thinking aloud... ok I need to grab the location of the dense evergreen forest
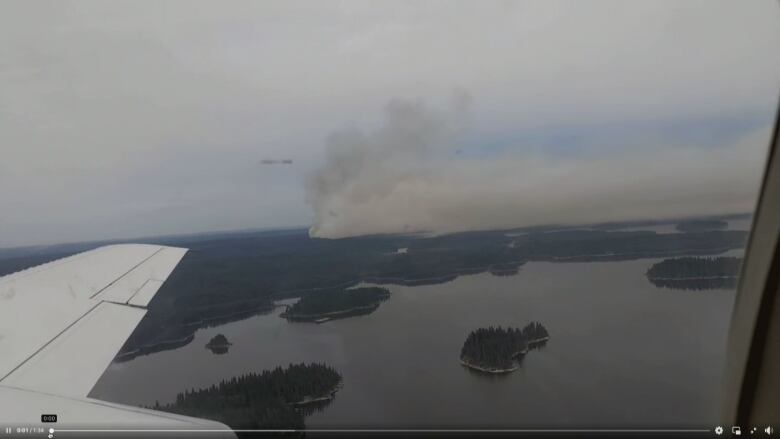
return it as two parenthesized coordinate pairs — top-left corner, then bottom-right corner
(205, 334), (232, 354)
(206, 334), (231, 347)
(675, 219), (728, 232)
(460, 322), (549, 372)
(154, 363), (341, 429)
(647, 256), (742, 278)
(0, 216), (749, 361)
(281, 287), (390, 322)
(522, 321), (551, 345)
(646, 256), (742, 290)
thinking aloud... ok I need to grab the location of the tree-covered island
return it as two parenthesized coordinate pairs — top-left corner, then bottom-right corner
(154, 362), (342, 429)
(281, 287), (391, 323)
(646, 256), (742, 290)
(460, 322), (549, 373)
(204, 334), (232, 355)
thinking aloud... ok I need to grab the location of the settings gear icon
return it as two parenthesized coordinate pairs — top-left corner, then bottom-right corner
(715, 426), (724, 435)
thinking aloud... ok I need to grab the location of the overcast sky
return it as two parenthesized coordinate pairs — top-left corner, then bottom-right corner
(1, 0), (779, 247)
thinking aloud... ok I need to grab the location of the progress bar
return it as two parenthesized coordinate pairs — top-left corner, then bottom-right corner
(50, 428), (715, 433)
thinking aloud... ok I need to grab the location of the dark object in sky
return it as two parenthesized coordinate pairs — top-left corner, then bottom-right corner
(260, 159), (293, 165)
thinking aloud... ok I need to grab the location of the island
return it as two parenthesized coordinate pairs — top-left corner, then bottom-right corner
(281, 287), (391, 323)
(91, 222), (747, 361)
(646, 256), (742, 290)
(460, 322), (549, 373)
(675, 219), (728, 232)
(204, 334), (232, 355)
(153, 362), (342, 429)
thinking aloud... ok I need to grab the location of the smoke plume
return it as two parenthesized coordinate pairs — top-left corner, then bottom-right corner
(306, 97), (769, 238)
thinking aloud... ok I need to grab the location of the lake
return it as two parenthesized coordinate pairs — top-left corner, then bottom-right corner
(91, 250), (740, 428)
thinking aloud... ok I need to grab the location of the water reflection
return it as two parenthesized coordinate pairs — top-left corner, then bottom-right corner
(294, 394), (337, 417)
(648, 277), (739, 291)
(207, 346), (230, 355)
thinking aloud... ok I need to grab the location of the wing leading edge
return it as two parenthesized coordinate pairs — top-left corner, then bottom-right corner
(0, 244), (233, 434)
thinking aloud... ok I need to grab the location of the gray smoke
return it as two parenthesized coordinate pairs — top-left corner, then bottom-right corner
(306, 97), (769, 239)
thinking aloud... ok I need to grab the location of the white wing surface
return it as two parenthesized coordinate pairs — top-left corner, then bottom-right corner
(0, 244), (233, 434)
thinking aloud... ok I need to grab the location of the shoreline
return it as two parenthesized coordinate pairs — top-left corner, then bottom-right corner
(646, 275), (739, 281)
(281, 301), (385, 322)
(289, 382), (343, 406)
(528, 336), (550, 344)
(119, 245), (741, 360)
(181, 302), (276, 328)
(461, 336), (550, 374)
(270, 260), (528, 297)
(115, 303), (274, 362)
(459, 359), (518, 374)
(545, 246), (740, 262)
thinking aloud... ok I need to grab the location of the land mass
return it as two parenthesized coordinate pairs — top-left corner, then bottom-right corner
(153, 362), (342, 429)
(675, 219), (728, 232)
(460, 322), (549, 373)
(116, 228), (748, 359)
(205, 334), (232, 354)
(646, 256), (742, 290)
(0, 216), (749, 361)
(116, 227), (747, 359)
(281, 287), (390, 322)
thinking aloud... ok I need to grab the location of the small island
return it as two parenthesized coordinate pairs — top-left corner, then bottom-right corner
(675, 219), (728, 232)
(204, 334), (232, 355)
(460, 322), (549, 374)
(281, 287), (391, 323)
(646, 256), (742, 290)
(154, 362), (342, 429)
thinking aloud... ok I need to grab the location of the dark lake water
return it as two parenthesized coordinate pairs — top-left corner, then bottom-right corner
(91, 248), (742, 428)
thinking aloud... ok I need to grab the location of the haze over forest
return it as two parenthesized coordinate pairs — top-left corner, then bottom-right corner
(2, 0), (779, 247)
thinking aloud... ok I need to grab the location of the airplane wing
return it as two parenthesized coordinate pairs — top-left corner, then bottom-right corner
(0, 244), (233, 435)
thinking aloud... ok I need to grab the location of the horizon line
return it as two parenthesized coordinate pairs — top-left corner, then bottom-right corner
(0, 211), (752, 253)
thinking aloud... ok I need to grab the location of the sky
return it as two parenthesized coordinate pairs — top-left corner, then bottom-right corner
(1, 0), (779, 247)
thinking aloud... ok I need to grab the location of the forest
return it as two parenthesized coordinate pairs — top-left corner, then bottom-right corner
(0, 216), (750, 360)
(205, 334), (232, 355)
(460, 322), (549, 372)
(154, 362), (342, 429)
(675, 219), (728, 232)
(281, 287), (391, 322)
(646, 256), (742, 290)
(206, 334), (231, 347)
(646, 256), (742, 279)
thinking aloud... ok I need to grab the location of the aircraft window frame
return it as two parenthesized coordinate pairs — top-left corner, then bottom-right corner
(723, 99), (780, 423)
